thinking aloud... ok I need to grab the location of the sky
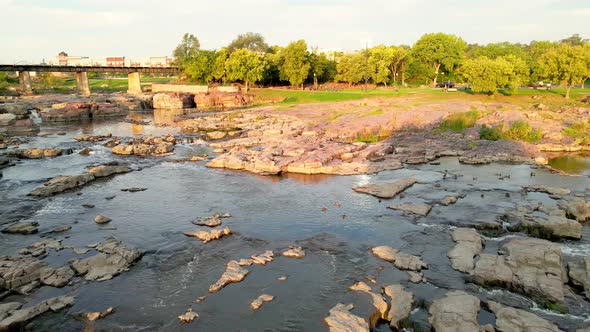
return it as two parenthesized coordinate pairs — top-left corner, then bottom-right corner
(0, 0), (589, 63)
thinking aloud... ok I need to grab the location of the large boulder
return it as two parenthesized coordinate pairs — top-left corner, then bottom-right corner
(472, 238), (567, 304)
(153, 93), (195, 109)
(429, 290), (480, 332)
(506, 206), (582, 240)
(1, 222), (38, 235)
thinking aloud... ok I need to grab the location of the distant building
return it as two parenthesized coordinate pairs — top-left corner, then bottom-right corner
(48, 52), (174, 67)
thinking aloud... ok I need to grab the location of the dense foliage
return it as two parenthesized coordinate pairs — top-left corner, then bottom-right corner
(171, 32), (590, 98)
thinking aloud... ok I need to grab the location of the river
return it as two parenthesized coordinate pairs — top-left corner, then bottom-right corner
(1, 112), (589, 331)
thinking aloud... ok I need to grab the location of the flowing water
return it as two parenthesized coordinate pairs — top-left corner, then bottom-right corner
(1, 113), (589, 331)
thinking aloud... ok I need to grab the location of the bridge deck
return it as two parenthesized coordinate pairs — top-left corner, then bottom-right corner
(0, 65), (180, 73)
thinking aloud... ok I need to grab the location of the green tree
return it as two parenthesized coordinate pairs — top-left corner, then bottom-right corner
(389, 46), (409, 86)
(226, 49), (267, 91)
(184, 50), (217, 83)
(227, 32), (269, 53)
(526, 41), (557, 82)
(336, 53), (366, 87)
(280, 40), (311, 89)
(467, 42), (527, 60)
(368, 45), (392, 86)
(211, 48), (229, 83)
(539, 43), (589, 99)
(560, 34), (588, 46)
(309, 52), (336, 86)
(412, 33), (467, 86)
(458, 56), (529, 95)
(261, 46), (284, 86)
(173, 33), (200, 68)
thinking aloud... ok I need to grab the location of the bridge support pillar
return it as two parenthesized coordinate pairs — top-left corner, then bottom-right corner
(75, 71), (91, 96)
(127, 72), (142, 94)
(18, 71), (33, 95)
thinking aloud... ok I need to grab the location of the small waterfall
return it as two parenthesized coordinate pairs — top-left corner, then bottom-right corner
(29, 109), (42, 124)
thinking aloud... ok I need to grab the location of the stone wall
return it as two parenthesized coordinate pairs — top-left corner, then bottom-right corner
(152, 84), (209, 94)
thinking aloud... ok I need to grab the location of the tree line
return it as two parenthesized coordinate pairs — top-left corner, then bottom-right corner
(172, 32), (590, 98)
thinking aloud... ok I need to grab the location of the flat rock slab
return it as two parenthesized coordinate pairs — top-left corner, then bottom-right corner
(209, 260), (249, 293)
(388, 203), (432, 217)
(324, 303), (369, 332)
(428, 290), (480, 332)
(352, 178), (419, 199)
(371, 246), (427, 271)
(250, 294), (274, 310)
(488, 301), (560, 332)
(525, 185), (571, 196)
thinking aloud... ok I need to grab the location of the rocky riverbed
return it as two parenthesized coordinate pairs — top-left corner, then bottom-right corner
(0, 94), (589, 331)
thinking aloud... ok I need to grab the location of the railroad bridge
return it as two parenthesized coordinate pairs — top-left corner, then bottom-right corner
(0, 65), (180, 96)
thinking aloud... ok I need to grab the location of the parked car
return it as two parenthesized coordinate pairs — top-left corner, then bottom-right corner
(436, 81), (455, 88)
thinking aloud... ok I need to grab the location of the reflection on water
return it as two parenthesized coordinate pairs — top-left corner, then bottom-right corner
(153, 108), (188, 126)
(548, 153), (590, 175)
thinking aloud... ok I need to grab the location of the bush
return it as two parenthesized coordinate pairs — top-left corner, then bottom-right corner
(0, 73), (9, 91)
(479, 120), (542, 142)
(479, 124), (503, 141)
(502, 120), (542, 142)
(562, 120), (590, 144)
(439, 110), (481, 132)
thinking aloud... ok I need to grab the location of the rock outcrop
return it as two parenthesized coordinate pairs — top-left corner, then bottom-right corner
(250, 294), (274, 310)
(178, 308), (199, 323)
(40, 102), (126, 122)
(282, 246), (306, 258)
(29, 163), (129, 196)
(472, 238), (566, 304)
(70, 237), (143, 281)
(1, 222), (38, 235)
(324, 303), (369, 332)
(349, 282), (388, 321)
(183, 227), (231, 243)
(209, 260), (249, 293)
(506, 205), (582, 240)
(428, 290), (480, 332)
(371, 246), (427, 271)
(383, 284), (414, 329)
(0, 255), (47, 291)
(565, 199), (590, 222)
(568, 257), (590, 299)
(448, 228), (483, 273)
(487, 301), (560, 332)
(387, 203), (432, 217)
(0, 295), (74, 330)
(353, 178), (419, 199)
(153, 93), (195, 109)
